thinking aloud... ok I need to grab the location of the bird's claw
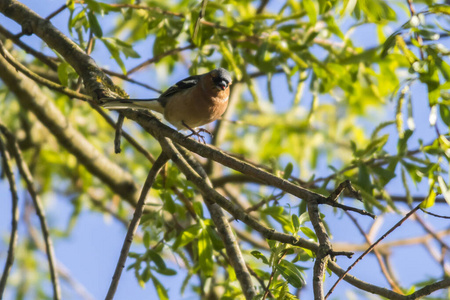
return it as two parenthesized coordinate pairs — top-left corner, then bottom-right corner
(182, 121), (213, 144)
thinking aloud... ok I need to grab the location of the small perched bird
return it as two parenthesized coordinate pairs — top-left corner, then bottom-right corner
(101, 68), (232, 141)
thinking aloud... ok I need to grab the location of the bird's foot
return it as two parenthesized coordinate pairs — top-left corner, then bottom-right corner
(182, 121), (213, 144)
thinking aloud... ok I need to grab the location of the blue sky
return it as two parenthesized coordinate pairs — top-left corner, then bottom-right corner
(1, 1), (450, 299)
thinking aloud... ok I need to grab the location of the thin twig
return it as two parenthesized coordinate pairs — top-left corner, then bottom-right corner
(0, 41), (93, 102)
(15, 3), (67, 38)
(75, 1), (185, 18)
(262, 250), (287, 300)
(256, 0), (270, 14)
(23, 204), (95, 300)
(420, 208), (450, 219)
(0, 24), (58, 70)
(412, 209), (450, 251)
(0, 124), (62, 300)
(406, 0), (425, 59)
(328, 180), (362, 202)
(105, 153), (169, 300)
(345, 211), (403, 294)
(325, 203), (421, 299)
(192, 0), (208, 44)
(102, 69), (162, 93)
(126, 109), (374, 218)
(127, 44), (194, 75)
(45, 4), (67, 21)
(0, 136), (20, 298)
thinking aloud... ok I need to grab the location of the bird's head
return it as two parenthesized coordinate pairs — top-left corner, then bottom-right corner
(210, 68), (232, 91)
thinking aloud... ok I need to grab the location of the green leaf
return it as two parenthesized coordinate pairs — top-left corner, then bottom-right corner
(363, 134), (389, 157)
(291, 214), (300, 232)
(143, 231), (151, 249)
(198, 229), (213, 277)
(357, 163), (372, 194)
(300, 227), (317, 241)
(397, 129), (413, 155)
(276, 260), (305, 288)
(155, 268), (177, 276)
(371, 165), (396, 186)
(219, 41), (242, 80)
(439, 104), (450, 127)
(162, 192), (176, 214)
(57, 62), (69, 87)
(421, 188), (436, 209)
(429, 4), (450, 15)
(193, 201), (204, 218)
(101, 37), (126, 74)
(381, 29), (402, 57)
(437, 176), (450, 206)
(172, 225), (202, 250)
(303, 0), (317, 25)
(283, 162), (294, 179)
(148, 249), (167, 271)
(206, 226), (225, 251)
(141, 266), (151, 283)
(87, 11), (103, 38)
(251, 250), (270, 265)
(151, 275), (169, 300)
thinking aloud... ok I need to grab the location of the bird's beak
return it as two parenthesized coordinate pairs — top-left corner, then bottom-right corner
(217, 80), (228, 90)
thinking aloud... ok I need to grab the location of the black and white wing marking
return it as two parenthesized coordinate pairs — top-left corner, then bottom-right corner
(159, 75), (202, 100)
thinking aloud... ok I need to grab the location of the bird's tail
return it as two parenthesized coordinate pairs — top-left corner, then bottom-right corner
(101, 98), (164, 114)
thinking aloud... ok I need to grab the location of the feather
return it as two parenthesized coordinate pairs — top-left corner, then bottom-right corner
(101, 98), (164, 114)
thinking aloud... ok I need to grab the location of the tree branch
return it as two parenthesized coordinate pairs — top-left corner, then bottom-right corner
(105, 153), (169, 300)
(0, 40), (92, 102)
(23, 204), (95, 300)
(0, 0), (372, 220)
(0, 23), (58, 70)
(325, 203), (421, 299)
(0, 136), (19, 298)
(307, 200), (331, 300)
(0, 0), (116, 98)
(157, 135), (319, 250)
(0, 48), (141, 207)
(345, 211), (403, 294)
(174, 144), (256, 299)
(0, 124), (61, 300)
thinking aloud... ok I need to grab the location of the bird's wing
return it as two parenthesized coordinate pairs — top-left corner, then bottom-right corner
(159, 74), (202, 100)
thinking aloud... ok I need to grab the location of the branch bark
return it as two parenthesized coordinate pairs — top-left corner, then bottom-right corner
(0, 0), (113, 98)
(172, 144), (256, 300)
(0, 47), (141, 207)
(307, 200), (331, 300)
(0, 124), (61, 300)
(105, 153), (169, 300)
(0, 136), (20, 298)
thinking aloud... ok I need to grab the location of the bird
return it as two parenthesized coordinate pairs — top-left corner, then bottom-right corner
(101, 68), (232, 142)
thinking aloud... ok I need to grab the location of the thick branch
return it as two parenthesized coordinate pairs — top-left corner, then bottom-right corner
(0, 0), (114, 98)
(123, 110), (374, 217)
(0, 41), (92, 102)
(157, 136), (319, 250)
(174, 144), (256, 300)
(0, 0), (371, 219)
(0, 49), (141, 206)
(307, 200), (332, 300)
(105, 153), (169, 300)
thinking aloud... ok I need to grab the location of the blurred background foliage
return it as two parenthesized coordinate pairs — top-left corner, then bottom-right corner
(2, 0), (450, 299)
